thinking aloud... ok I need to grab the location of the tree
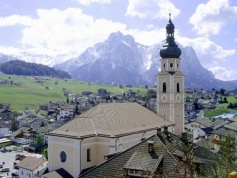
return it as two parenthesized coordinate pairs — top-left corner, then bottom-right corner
(35, 135), (44, 152)
(219, 88), (225, 96)
(42, 148), (48, 159)
(215, 133), (237, 178)
(200, 133), (237, 178)
(223, 97), (228, 103)
(228, 102), (234, 109)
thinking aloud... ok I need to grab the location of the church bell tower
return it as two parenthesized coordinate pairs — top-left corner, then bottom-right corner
(157, 13), (184, 136)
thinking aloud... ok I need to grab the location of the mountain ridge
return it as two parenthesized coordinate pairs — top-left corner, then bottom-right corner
(54, 31), (236, 90)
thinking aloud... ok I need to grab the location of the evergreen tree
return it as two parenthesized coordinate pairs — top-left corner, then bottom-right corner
(35, 135), (44, 152)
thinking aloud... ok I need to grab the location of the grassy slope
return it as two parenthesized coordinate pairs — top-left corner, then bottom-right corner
(204, 96), (237, 117)
(0, 73), (148, 112)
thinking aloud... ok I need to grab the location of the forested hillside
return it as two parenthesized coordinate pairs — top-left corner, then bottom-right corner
(0, 60), (71, 79)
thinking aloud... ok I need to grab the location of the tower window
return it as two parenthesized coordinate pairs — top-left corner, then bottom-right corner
(162, 82), (166, 93)
(163, 63), (165, 68)
(177, 63), (179, 68)
(177, 83), (180, 93)
(87, 149), (91, 162)
(170, 63), (173, 68)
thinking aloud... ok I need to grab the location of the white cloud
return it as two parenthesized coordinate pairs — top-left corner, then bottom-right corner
(177, 35), (236, 81)
(209, 66), (237, 81)
(0, 15), (33, 27)
(129, 28), (166, 46)
(178, 36), (235, 64)
(126, 0), (180, 20)
(74, 0), (113, 6)
(19, 8), (127, 55)
(0, 46), (22, 55)
(189, 0), (237, 36)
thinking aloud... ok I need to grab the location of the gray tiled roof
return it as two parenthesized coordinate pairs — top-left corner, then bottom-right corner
(212, 128), (236, 138)
(48, 103), (173, 138)
(41, 168), (73, 178)
(16, 156), (47, 171)
(80, 132), (217, 178)
(224, 122), (237, 131)
(195, 135), (215, 150)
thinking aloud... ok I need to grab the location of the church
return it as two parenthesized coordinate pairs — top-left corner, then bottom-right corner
(45, 14), (185, 178)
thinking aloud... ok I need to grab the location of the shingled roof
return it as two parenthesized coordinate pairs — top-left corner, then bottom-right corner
(16, 156), (47, 171)
(79, 131), (217, 178)
(48, 103), (173, 138)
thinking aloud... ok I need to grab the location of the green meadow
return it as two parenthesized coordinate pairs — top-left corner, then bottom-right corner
(204, 96), (237, 117)
(0, 73), (148, 112)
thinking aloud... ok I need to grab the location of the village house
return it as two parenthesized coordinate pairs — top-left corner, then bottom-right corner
(185, 118), (229, 142)
(55, 104), (75, 121)
(0, 108), (12, 120)
(211, 128), (236, 152)
(17, 156), (48, 178)
(0, 120), (10, 137)
(17, 114), (46, 128)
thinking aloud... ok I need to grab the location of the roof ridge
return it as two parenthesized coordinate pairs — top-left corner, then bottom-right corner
(90, 118), (97, 136)
(155, 134), (178, 164)
(100, 103), (114, 137)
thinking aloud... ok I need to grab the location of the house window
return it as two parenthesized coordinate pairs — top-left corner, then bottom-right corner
(87, 149), (91, 162)
(162, 82), (166, 93)
(177, 63), (179, 68)
(163, 63), (165, 68)
(177, 83), (180, 93)
(22, 171), (23, 175)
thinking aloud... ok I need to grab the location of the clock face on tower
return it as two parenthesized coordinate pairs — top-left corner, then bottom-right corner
(161, 94), (168, 103)
(176, 94), (181, 103)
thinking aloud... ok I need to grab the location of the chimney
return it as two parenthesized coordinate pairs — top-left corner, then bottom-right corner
(181, 132), (188, 142)
(147, 141), (155, 153)
(163, 126), (168, 133)
(157, 128), (162, 136)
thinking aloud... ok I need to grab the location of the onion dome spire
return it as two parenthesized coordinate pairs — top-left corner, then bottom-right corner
(160, 13), (181, 59)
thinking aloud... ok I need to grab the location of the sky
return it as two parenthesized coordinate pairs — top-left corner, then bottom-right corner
(0, 0), (236, 81)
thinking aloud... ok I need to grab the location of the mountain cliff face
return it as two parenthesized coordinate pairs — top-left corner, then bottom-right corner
(54, 32), (236, 90)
